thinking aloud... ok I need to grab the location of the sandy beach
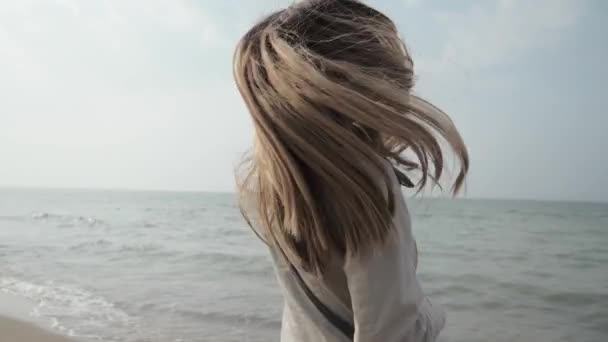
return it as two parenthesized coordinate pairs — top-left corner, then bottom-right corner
(0, 315), (73, 342)
(0, 292), (73, 342)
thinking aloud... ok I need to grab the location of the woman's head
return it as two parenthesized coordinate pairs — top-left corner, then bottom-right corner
(234, 0), (469, 273)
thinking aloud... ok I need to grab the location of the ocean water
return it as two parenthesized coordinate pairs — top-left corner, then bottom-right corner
(1, 188), (607, 342)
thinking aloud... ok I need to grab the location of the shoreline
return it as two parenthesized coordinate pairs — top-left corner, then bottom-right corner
(0, 315), (73, 342)
(0, 291), (74, 342)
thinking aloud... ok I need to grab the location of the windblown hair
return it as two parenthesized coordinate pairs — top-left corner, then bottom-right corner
(234, 0), (469, 273)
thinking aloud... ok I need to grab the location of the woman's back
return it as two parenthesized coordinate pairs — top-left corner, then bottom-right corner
(269, 161), (445, 341)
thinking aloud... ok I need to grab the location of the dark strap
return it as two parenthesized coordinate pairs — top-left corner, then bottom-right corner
(289, 263), (355, 340)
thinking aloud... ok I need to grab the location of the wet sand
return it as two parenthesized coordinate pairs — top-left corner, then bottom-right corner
(0, 315), (73, 342)
(0, 292), (73, 342)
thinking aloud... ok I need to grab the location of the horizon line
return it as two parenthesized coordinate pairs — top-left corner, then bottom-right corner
(1, 185), (605, 205)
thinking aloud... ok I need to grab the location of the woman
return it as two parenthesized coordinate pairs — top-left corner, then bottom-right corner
(234, 0), (468, 341)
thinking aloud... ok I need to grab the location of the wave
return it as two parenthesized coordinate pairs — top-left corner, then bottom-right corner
(139, 222), (158, 228)
(188, 250), (267, 262)
(116, 243), (170, 255)
(540, 291), (608, 307)
(67, 240), (178, 259)
(31, 212), (105, 227)
(68, 239), (113, 251)
(0, 277), (139, 339)
(177, 308), (280, 330)
(175, 251), (272, 277)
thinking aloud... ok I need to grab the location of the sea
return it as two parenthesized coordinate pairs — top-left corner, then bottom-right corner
(0, 188), (607, 342)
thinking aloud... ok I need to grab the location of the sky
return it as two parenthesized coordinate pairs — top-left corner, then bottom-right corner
(0, 0), (606, 202)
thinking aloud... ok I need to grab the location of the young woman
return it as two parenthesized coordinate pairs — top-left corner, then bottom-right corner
(234, 0), (468, 341)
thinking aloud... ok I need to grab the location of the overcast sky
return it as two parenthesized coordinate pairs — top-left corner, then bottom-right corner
(1, 0), (606, 202)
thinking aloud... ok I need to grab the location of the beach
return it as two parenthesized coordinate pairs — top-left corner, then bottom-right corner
(0, 316), (72, 342)
(0, 292), (73, 342)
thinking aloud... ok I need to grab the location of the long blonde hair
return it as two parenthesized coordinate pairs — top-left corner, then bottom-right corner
(234, 0), (469, 273)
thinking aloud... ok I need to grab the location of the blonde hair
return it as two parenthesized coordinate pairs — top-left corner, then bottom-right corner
(234, 0), (469, 273)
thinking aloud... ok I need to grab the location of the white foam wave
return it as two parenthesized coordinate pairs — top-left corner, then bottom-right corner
(31, 212), (51, 219)
(0, 277), (138, 340)
(30, 212), (104, 227)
